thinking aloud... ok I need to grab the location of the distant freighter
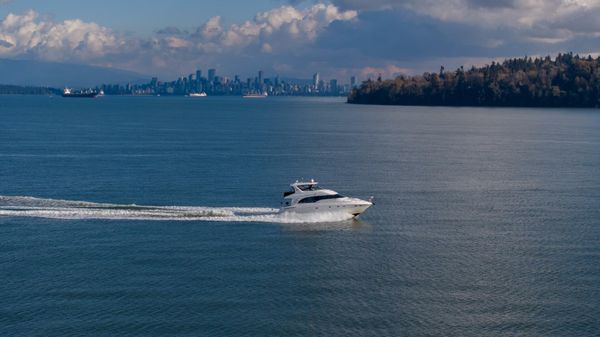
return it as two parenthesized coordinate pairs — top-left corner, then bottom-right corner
(62, 88), (103, 98)
(187, 92), (207, 97)
(243, 91), (268, 98)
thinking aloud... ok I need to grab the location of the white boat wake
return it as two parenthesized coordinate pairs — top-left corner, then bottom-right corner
(0, 195), (357, 223)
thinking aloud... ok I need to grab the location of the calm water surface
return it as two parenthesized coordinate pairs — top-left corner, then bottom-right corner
(1, 96), (599, 336)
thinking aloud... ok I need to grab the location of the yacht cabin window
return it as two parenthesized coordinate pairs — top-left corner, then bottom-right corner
(298, 194), (344, 203)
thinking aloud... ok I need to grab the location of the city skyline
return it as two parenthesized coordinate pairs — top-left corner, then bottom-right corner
(1, 1), (599, 81)
(100, 67), (356, 97)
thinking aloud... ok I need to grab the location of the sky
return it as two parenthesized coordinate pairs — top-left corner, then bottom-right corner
(1, 0), (599, 81)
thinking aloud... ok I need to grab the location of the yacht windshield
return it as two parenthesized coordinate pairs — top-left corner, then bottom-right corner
(298, 184), (320, 191)
(283, 187), (295, 197)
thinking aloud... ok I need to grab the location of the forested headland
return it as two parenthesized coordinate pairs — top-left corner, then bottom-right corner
(348, 53), (600, 107)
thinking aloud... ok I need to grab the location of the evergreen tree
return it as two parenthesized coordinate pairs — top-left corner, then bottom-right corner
(348, 54), (600, 108)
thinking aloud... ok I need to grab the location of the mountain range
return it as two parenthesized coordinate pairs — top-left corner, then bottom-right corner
(0, 58), (149, 88)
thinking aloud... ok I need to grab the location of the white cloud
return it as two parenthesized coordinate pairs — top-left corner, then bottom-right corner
(165, 36), (190, 48)
(0, 10), (122, 61)
(195, 4), (357, 51)
(200, 16), (223, 40)
(0, 4), (357, 77)
(325, 0), (600, 62)
(261, 42), (273, 53)
(333, 0), (600, 34)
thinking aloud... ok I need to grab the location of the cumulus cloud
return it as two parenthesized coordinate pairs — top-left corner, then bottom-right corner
(305, 1), (600, 79)
(0, 10), (123, 61)
(0, 4), (357, 77)
(298, 0), (600, 77)
(331, 0), (600, 34)
(192, 4), (357, 51)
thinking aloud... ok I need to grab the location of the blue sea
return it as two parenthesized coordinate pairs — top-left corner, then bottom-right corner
(1, 96), (599, 336)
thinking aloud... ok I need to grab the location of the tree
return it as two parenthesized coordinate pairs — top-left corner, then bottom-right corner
(348, 53), (600, 108)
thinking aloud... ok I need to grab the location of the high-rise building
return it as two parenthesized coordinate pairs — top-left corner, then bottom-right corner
(258, 70), (263, 85)
(350, 76), (356, 88)
(313, 72), (320, 88)
(330, 79), (338, 94)
(196, 70), (202, 81)
(208, 68), (216, 82)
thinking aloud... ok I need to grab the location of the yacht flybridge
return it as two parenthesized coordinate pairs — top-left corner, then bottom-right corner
(280, 180), (373, 217)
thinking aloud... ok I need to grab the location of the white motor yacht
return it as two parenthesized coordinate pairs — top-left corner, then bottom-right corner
(280, 180), (373, 217)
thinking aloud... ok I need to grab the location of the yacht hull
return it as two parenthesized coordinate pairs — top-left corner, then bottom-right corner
(281, 201), (371, 218)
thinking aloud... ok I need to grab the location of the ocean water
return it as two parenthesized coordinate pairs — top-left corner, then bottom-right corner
(1, 96), (599, 336)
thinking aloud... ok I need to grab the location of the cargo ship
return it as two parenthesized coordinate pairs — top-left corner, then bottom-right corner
(242, 91), (268, 98)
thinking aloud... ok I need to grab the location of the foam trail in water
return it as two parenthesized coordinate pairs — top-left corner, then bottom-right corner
(0, 195), (355, 223)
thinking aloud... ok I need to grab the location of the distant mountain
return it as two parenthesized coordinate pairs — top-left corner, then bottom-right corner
(0, 58), (149, 88)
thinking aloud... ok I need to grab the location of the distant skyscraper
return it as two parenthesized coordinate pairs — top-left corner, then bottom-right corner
(350, 76), (356, 88)
(208, 68), (216, 82)
(330, 79), (338, 94)
(313, 72), (320, 88)
(196, 70), (202, 81)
